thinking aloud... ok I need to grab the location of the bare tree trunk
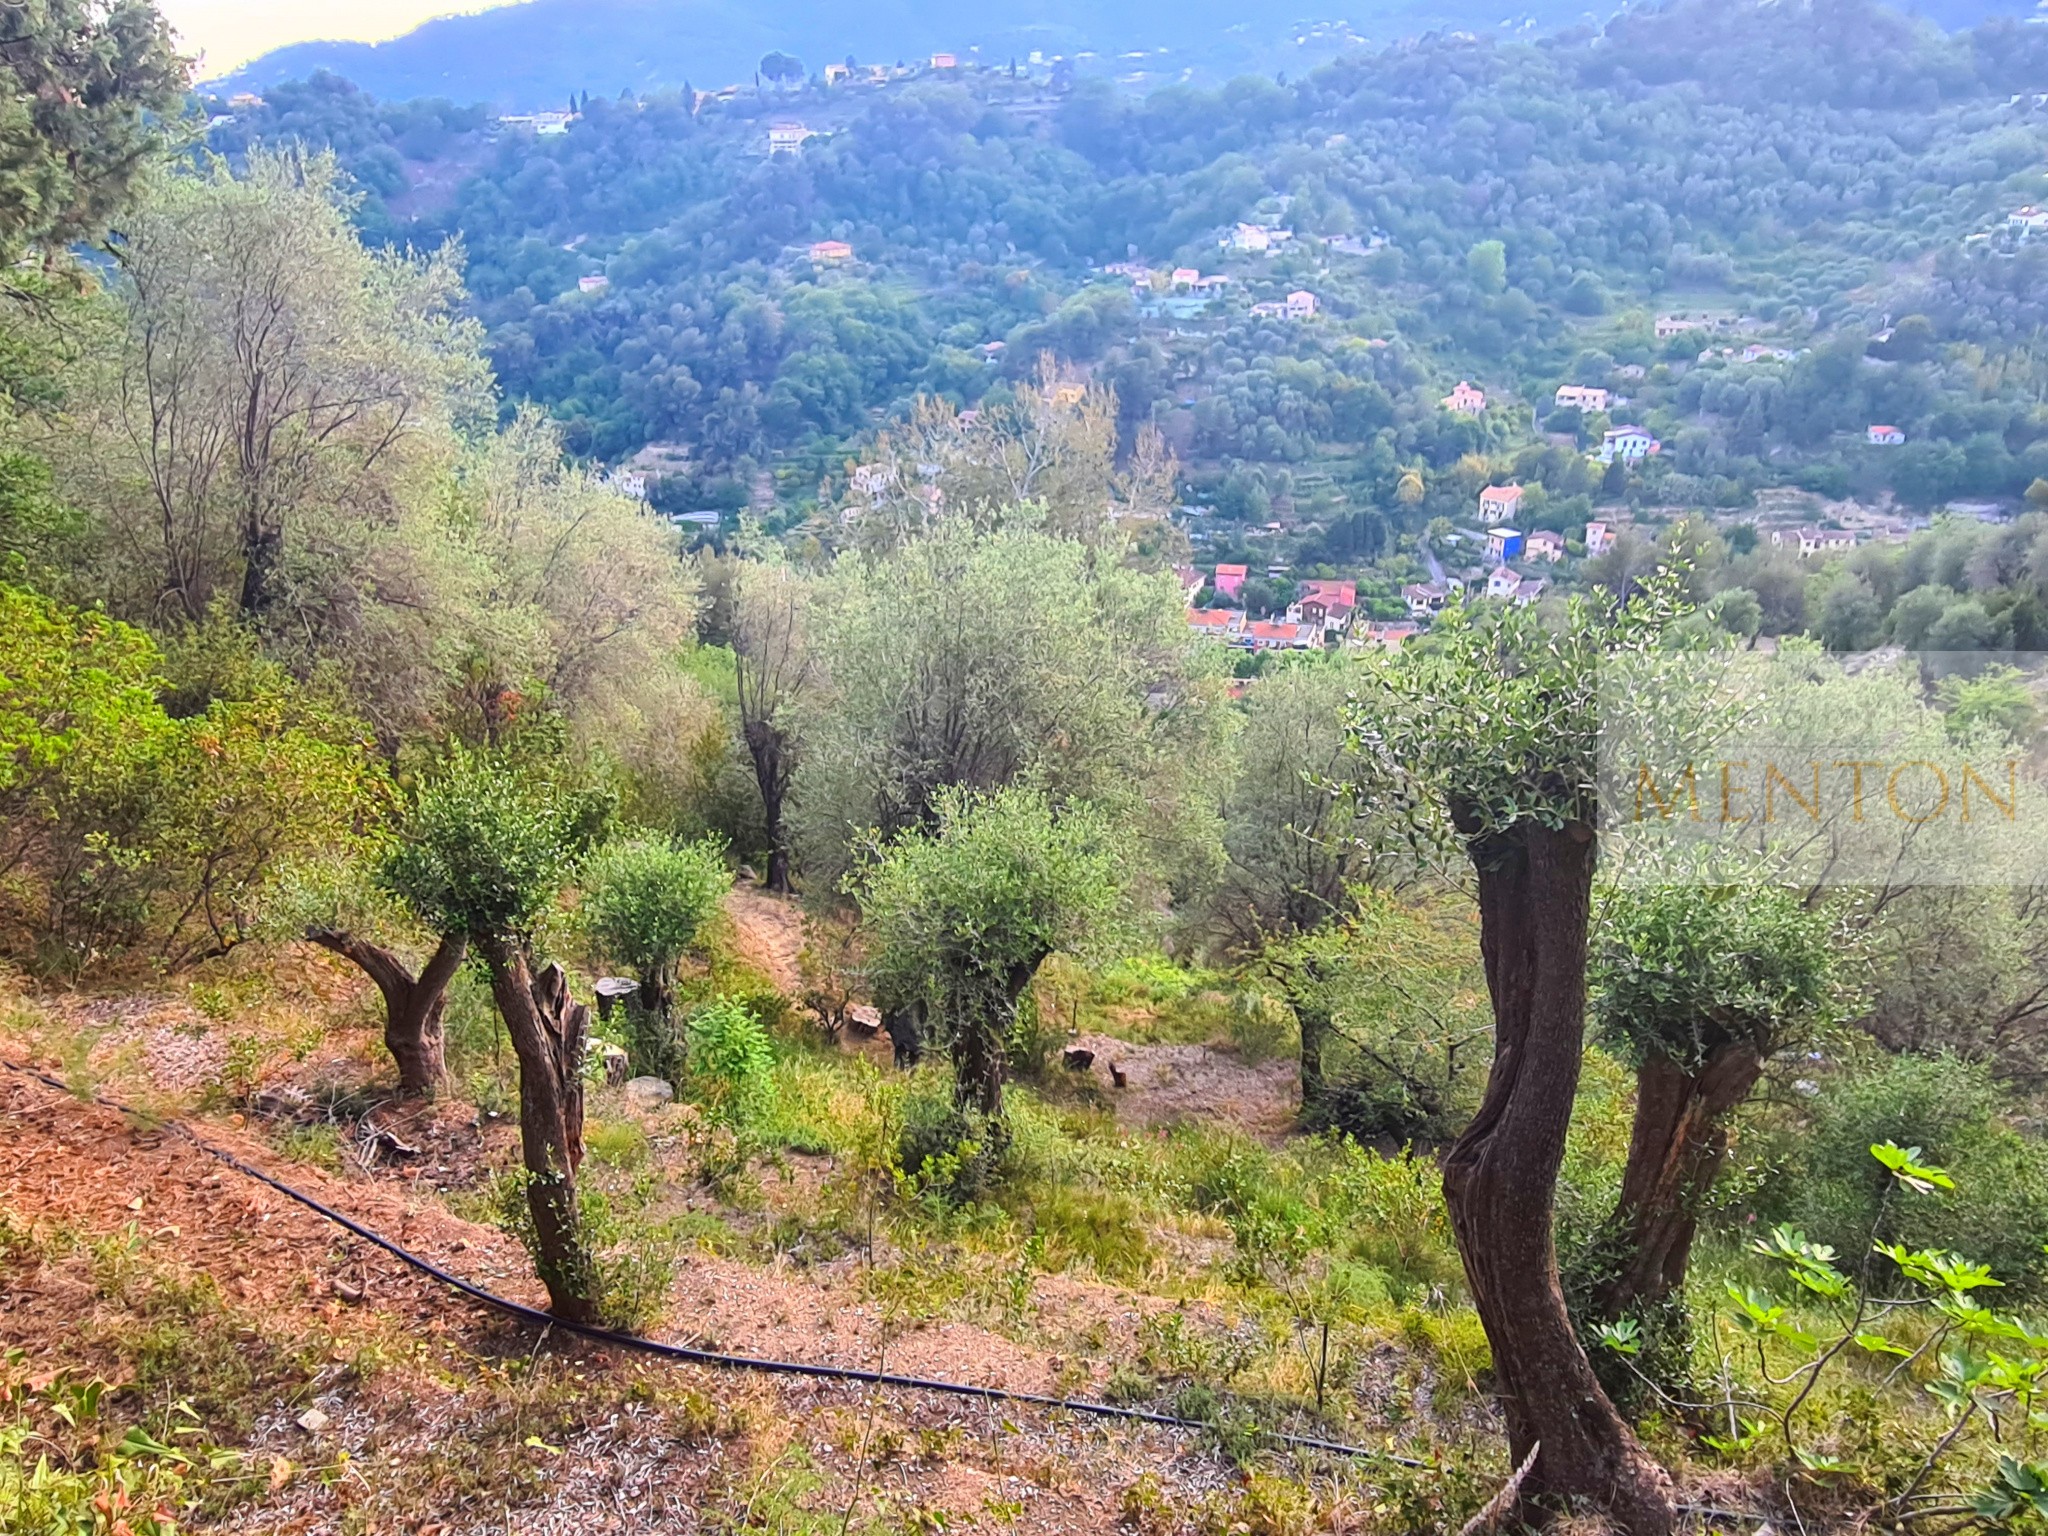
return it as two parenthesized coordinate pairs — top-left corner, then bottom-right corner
(1593, 1044), (1763, 1324)
(1445, 820), (1675, 1535)
(305, 928), (465, 1097)
(477, 938), (596, 1324)
(742, 720), (796, 894)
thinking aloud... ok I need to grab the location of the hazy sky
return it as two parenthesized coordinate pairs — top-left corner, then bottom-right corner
(159, 1), (520, 74)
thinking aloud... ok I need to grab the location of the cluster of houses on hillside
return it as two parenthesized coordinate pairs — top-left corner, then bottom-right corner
(1105, 260), (1320, 324)
(1184, 571), (1422, 651)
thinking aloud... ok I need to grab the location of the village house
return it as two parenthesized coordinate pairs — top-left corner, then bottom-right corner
(1867, 424), (1906, 446)
(1354, 620), (1421, 650)
(1597, 426), (1660, 464)
(2011, 206), (2048, 236)
(577, 274), (610, 294)
(808, 240), (854, 263)
(1212, 563), (1248, 601)
(604, 469), (648, 501)
(1485, 526), (1524, 563)
(767, 122), (812, 155)
(1524, 529), (1565, 563)
(1402, 579), (1461, 619)
(1239, 619), (1322, 652)
(1287, 578), (1358, 633)
(930, 53), (958, 69)
(1170, 268), (1203, 288)
(1773, 525), (1859, 557)
(1554, 384), (1611, 413)
(823, 63), (851, 84)
(1479, 484), (1524, 522)
(1172, 565), (1204, 605)
(1486, 565), (1523, 600)
(1441, 381), (1487, 415)
(1186, 607), (1247, 639)
(1584, 521), (1616, 556)
(1284, 290), (1317, 319)
(1511, 576), (1549, 606)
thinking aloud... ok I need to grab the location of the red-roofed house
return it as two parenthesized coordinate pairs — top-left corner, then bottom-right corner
(1212, 563), (1248, 600)
(1186, 607), (1246, 638)
(1867, 425), (1906, 446)
(1172, 564), (1204, 604)
(1240, 620), (1321, 652)
(1288, 578), (1359, 633)
(1526, 530), (1565, 563)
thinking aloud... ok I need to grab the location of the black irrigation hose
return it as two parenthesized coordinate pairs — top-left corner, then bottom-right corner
(1, 1057), (1422, 1469)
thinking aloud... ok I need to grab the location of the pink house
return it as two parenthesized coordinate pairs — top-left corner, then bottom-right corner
(1212, 563), (1248, 600)
(1441, 381), (1487, 414)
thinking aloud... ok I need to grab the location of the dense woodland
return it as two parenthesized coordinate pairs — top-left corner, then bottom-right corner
(6, 3), (2048, 1534)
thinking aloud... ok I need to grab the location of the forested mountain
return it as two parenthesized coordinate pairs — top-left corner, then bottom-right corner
(19, 7), (2048, 1533)
(207, 0), (2048, 547)
(203, 0), (2046, 108)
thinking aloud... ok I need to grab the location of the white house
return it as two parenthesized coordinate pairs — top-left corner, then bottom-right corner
(605, 469), (648, 501)
(1867, 424), (1906, 446)
(1486, 565), (1523, 599)
(1284, 290), (1318, 319)
(2011, 206), (2048, 236)
(1511, 576), (1549, 606)
(768, 122), (813, 155)
(1485, 526), (1525, 563)
(1584, 521), (1616, 556)
(1402, 580), (1461, 619)
(1773, 526), (1858, 558)
(1597, 426), (1660, 465)
(1526, 530), (1565, 563)
(1479, 484), (1524, 522)
(1554, 384), (1611, 413)
(578, 274), (610, 294)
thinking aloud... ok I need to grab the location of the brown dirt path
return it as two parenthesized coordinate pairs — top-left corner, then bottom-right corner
(0, 1067), (1246, 1535)
(723, 879), (806, 995)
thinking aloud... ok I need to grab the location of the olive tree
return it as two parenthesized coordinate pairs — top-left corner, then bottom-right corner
(579, 835), (732, 1076)
(270, 852), (466, 1098)
(850, 786), (1123, 1134)
(1587, 882), (1844, 1328)
(383, 750), (597, 1322)
(1345, 578), (1689, 1534)
(730, 562), (813, 893)
(1212, 658), (1391, 1107)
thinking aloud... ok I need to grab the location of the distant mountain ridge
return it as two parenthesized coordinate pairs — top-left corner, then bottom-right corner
(205, 0), (2043, 112)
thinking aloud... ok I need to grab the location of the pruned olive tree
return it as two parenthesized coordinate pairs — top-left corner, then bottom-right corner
(1344, 578), (1690, 1534)
(1585, 882), (1845, 1334)
(850, 786), (1124, 1137)
(383, 749), (597, 1322)
(1210, 658), (1393, 1109)
(579, 835), (732, 1076)
(267, 852), (465, 1097)
(730, 561), (812, 893)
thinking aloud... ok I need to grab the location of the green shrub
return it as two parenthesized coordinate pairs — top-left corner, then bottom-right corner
(683, 995), (776, 1132)
(895, 1079), (1001, 1208)
(1748, 1051), (2048, 1292)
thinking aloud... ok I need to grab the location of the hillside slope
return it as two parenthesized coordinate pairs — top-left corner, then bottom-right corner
(200, 0), (2048, 108)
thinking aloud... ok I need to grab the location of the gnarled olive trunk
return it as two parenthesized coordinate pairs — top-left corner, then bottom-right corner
(1446, 820), (1674, 1535)
(477, 937), (596, 1325)
(1284, 958), (1331, 1112)
(882, 999), (926, 1068)
(306, 928), (465, 1097)
(947, 959), (1043, 1126)
(1593, 1044), (1763, 1324)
